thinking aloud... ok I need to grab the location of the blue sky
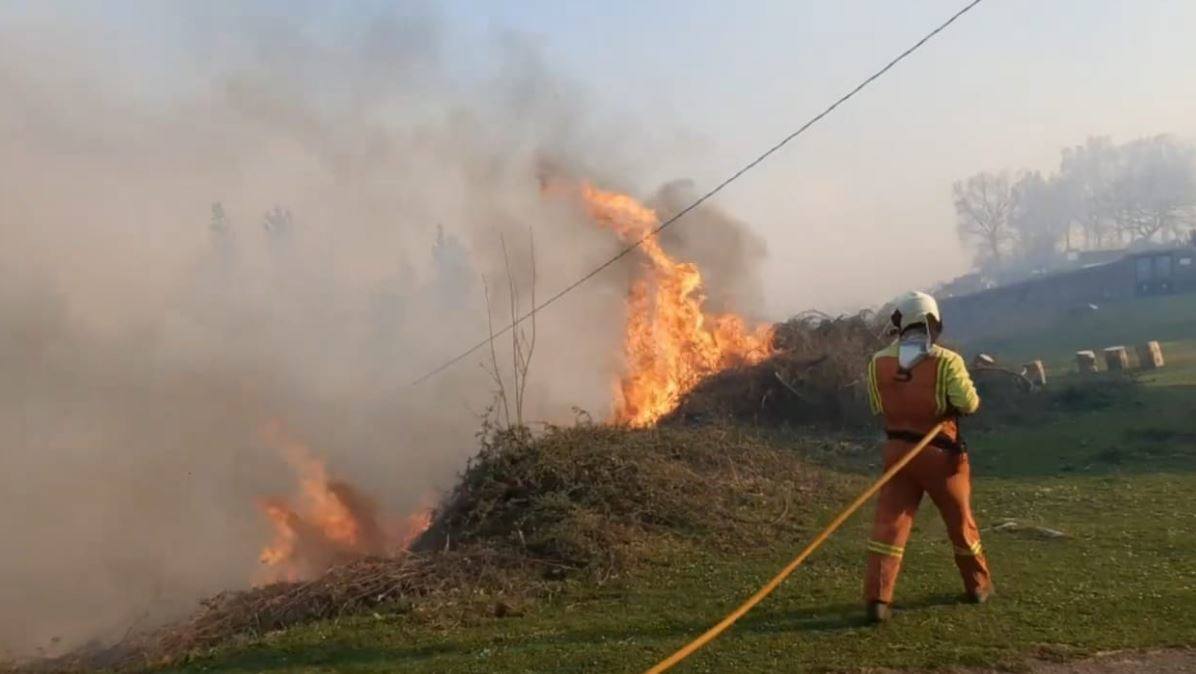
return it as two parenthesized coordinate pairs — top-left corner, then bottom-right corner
(440, 1), (1196, 310)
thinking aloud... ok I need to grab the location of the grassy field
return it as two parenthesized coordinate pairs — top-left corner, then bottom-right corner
(963, 291), (1196, 373)
(165, 296), (1196, 673)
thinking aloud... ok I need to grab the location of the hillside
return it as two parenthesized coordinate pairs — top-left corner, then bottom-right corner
(14, 294), (1196, 674)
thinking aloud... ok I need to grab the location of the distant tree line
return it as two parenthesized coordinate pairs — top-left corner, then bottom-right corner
(953, 134), (1196, 275)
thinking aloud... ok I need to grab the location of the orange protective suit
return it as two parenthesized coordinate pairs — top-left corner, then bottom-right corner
(863, 342), (992, 604)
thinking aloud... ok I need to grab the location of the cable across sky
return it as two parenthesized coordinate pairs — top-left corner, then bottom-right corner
(410, 0), (987, 387)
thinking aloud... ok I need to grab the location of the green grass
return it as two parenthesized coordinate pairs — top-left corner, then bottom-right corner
(963, 292), (1196, 371)
(164, 310), (1196, 673)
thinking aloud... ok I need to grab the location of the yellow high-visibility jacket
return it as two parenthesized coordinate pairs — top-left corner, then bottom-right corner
(866, 343), (980, 446)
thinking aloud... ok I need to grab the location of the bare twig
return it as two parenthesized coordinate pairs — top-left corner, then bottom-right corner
(481, 277), (511, 429)
(516, 230), (537, 428)
(500, 235), (522, 426)
(482, 230), (538, 433)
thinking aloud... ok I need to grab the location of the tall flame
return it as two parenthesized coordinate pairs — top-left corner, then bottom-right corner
(577, 184), (774, 426)
(255, 420), (432, 583)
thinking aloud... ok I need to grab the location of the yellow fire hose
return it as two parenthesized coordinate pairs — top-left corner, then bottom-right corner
(642, 422), (947, 674)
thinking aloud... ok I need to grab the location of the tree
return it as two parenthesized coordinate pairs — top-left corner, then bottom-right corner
(953, 172), (1014, 268)
(262, 205), (294, 241)
(1105, 135), (1196, 245)
(1010, 171), (1068, 269)
(210, 202), (229, 235)
(431, 224), (473, 307)
(208, 202), (236, 263)
(954, 133), (1196, 276)
(1057, 136), (1117, 249)
(481, 231), (537, 431)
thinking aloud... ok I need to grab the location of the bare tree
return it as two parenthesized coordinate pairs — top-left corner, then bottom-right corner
(1010, 171), (1068, 268)
(1106, 135), (1196, 245)
(207, 202), (237, 264)
(262, 205), (294, 240)
(953, 172), (1015, 267)
(480, 230), (537, 431)
(431, 224), (473, 307)
(210, 202), (229, 235)
(481, 278), (511, 429)
(954, 134), (1196, 276)
(1058, 137), (1117, 249)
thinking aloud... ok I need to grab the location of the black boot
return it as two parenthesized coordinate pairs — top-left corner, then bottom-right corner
(866, 601), (891, 624)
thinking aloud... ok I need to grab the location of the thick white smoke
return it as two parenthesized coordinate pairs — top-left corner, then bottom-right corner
(0, 3), (769, 657)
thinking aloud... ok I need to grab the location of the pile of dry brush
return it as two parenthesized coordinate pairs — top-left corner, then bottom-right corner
(416, 423), (822, 567)
(664, 311), (890, 428)
(42, 424), (822, 672)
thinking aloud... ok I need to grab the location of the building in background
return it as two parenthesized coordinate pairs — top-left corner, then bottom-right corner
(941, 242), (1196, 344)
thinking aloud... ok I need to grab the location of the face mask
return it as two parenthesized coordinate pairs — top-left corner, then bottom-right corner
(898, 326), (931, 370)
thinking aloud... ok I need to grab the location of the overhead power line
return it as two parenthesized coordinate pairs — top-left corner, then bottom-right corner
(411, 0), (986, 386)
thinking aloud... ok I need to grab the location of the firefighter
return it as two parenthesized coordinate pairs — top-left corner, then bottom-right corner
(863, 290), (993, 623)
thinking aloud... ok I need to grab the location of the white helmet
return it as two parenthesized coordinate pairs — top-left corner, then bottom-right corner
(890, 291), (941, 333)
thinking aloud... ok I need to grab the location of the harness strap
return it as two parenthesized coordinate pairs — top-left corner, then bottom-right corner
(885, 428), (966, 453)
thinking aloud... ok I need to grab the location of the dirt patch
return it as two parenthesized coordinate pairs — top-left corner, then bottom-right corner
(1027, 650), (1196, 673)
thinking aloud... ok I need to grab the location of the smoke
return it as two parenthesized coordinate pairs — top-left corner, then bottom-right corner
(0, 3), (768, 657)
(651, 180), (770, 319)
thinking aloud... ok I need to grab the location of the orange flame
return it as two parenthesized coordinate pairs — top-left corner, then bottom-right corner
(255, 420), (432, 583)
(577, 184), (774, 426)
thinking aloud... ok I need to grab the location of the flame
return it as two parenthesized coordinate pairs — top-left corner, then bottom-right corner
(255, 420), (432, 583)
(394, 509), (434, 549)
(576, 183), (774, 426)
